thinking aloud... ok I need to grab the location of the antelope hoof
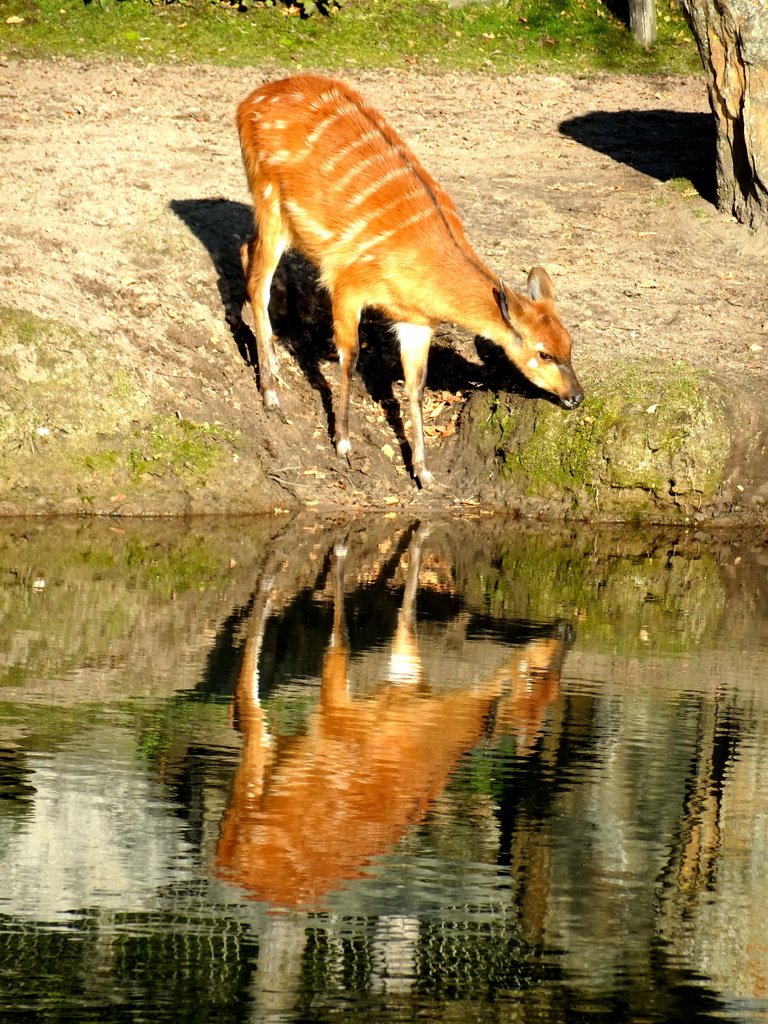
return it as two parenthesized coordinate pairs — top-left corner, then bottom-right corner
(263, 391), (287, 423)
(416, 467), (435, 490)
(336, 438), (352, 466)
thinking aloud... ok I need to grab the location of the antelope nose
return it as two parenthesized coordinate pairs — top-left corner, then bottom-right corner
(562, 390), (584, 410)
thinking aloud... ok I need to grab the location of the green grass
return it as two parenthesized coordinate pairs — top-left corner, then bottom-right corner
(126, 416), (238, 484)
(0, 0), (702, 75)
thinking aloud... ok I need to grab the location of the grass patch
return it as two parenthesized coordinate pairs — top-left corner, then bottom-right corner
(0, 0), (702, 75)
(127, 416), (238, 484)
(667, 175), (700, 199)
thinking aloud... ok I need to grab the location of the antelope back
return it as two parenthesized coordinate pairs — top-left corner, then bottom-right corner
(237, 74), (473, 305)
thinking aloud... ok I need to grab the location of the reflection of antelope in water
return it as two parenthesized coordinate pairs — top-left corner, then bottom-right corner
(215, 523), (573, 909)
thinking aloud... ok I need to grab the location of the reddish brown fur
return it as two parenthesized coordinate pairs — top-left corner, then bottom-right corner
(237, 74), (583, 487)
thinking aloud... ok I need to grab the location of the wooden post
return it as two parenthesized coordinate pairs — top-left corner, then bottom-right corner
(628, 0), (657, 46)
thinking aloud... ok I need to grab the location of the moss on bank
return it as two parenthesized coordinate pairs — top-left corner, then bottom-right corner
(0, 306), (278, 515)
(473, 359), (731, 519)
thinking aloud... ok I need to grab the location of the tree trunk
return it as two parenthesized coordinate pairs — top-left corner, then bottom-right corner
(681, 0), (768, 228)
(629, 0), (657, 46)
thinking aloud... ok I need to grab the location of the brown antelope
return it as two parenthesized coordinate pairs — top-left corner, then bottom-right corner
(214, 524), (573, 909)
(236, 74), (584, 487)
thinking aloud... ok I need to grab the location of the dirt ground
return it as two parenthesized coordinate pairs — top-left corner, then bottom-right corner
(1, 57), (767, 512)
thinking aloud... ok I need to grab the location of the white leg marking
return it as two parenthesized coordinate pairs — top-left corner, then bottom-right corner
(395, 322), (432, 352)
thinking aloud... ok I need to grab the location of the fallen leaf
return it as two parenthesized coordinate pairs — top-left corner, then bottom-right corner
(381, 443), (395, 460)
(6, 15), (25, 23)
(383, 495), (399, 505)
(110, 493), (127, 503)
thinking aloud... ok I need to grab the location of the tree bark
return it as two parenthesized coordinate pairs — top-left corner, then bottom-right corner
(681, 0), (768, 228)
(629, 0), (657, 46)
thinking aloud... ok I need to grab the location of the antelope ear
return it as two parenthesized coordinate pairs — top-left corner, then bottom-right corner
(498, 279), (511, 325)
(497, 279), (524, 326)
(527, 265), (555, 302)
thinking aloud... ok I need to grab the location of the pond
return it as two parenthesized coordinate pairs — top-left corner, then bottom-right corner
(1, 512), (767, 1024)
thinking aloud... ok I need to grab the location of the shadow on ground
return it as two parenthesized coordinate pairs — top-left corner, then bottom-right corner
(559, 110), (716, 203)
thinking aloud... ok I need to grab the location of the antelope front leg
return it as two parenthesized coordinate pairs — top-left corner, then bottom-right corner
(396, 323), (434, 488)
(331, 296), (361, 464)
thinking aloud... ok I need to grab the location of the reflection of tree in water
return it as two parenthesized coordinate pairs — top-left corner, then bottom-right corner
(661, 695), (743, 903)
(653, 691), (760, 1015)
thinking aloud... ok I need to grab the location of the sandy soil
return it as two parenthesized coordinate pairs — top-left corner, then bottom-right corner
(1, 58), (767, 510)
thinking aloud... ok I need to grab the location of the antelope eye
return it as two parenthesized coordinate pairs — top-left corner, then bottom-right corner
(538, 351), (554, 362)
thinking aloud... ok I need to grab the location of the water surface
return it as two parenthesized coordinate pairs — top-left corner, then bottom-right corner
(1, 514), (767, 1023)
